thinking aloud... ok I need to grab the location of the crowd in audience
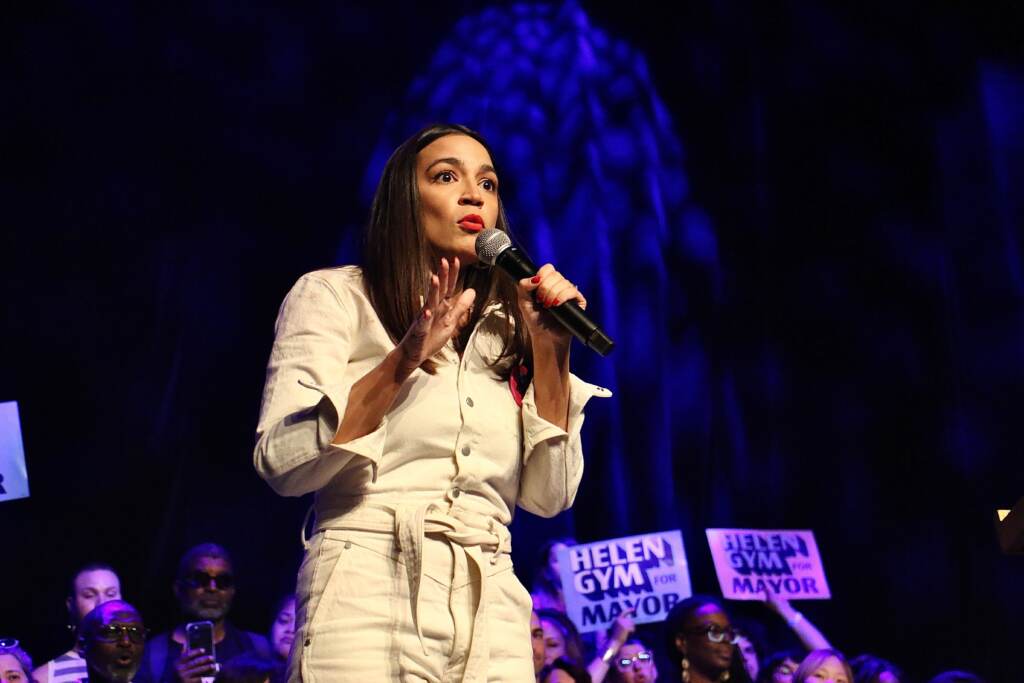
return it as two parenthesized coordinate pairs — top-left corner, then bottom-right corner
(2, 539), (989, 683)
(525, 538), (988, 683)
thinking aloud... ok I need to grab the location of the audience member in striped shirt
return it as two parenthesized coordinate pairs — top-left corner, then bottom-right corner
(34, 562), (123, 683)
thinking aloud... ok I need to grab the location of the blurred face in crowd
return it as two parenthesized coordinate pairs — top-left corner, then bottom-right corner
(0, 654), (29, 683)
(540, 617), (567, 666)
(271, 596), (296, 660)
(805, 656), (851, 683)
(674, 604), (734, 676)
(770, 658), (799, 683)
(736, 634), (759, 679)
(82, 602), (145, 683)
(70, 569), (122, 622)
(531, 611), (546, 673)
(547, 543), (570, 581)
(175, 555), (236, 622)
(615, 642), (657, 683)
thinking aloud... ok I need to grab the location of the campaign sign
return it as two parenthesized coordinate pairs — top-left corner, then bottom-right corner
(557, 530), (692, 634)
(0, 401), (29, 503)
(705, 528), (830, 600)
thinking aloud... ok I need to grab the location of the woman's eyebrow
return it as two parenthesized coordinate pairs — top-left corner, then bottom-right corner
(425, 156), (465, 172)
(424, 157), (497, 176)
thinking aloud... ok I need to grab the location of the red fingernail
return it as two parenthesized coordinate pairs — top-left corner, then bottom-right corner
(531, 276), (541, 284)
(552, 298), (559, 306)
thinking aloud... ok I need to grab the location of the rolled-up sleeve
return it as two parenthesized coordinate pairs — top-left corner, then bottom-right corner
(253, 274), (387, 497)
(516, 375), (612, 517)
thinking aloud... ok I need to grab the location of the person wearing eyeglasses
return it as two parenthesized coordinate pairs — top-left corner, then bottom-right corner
(34, 562), (123, 683)
(0, 639), (34, 683)
(135, 544), (270, 683)
(79, 600), (147, 683)
(664, 596), (752, 683)
(606, 640), (658, 683)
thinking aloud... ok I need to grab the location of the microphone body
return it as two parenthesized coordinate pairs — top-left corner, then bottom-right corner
(476, 229), (615, 356)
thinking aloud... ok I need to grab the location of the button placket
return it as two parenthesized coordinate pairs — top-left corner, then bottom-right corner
(453, 346), (473, 474)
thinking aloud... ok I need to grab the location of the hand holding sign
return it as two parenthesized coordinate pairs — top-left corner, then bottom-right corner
(762, 589), (796, 616)
(760, 588), (833, 650)
(602, 607), (636, 652)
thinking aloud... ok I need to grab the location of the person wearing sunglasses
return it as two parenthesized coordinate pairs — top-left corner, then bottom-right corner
(664, 596), (752, 683)
(0, 639), (34, 683)
(78, 600), (147, 683)
(135, 544), (270, 683)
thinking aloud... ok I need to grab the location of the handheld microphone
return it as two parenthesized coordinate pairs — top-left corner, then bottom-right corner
(475, 229), (615, 356)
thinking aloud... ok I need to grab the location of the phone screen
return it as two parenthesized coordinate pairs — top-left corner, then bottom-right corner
(185, 620), (215, 659)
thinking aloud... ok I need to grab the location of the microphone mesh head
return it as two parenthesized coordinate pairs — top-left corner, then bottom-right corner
(475, 228), (512, 266)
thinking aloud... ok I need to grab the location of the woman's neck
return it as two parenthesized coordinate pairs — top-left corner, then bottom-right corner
(687, 667), (723, 683)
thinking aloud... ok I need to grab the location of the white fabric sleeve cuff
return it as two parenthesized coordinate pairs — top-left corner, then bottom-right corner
(521, 374), (612, 466)
(303, 379), (388, 481)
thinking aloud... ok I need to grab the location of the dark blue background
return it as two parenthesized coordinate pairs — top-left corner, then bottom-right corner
(4, 2), (1022, 679)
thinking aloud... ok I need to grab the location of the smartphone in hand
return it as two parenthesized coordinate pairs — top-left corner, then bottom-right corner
(185, 621), (215, 660)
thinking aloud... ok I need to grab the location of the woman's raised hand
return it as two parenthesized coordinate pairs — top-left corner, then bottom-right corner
(396, 257), (476, 378)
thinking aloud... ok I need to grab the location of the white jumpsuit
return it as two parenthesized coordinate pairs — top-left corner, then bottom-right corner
(254, 267), (609, 682)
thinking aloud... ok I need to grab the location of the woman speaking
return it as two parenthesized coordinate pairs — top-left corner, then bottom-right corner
(254, 123), (608, 682)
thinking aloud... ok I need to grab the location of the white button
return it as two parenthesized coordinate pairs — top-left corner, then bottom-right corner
(461, 445), (471, 456)
(465, 397), (474, 407)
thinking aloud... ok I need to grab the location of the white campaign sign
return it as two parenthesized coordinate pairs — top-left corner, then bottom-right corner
(0, 401), (30, 502)
(557, 530), (692, 633)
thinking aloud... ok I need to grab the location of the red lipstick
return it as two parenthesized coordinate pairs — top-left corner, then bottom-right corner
(457, 214), (484, 232)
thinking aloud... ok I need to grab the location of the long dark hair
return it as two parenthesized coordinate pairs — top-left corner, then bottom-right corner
(363, 123), (528, 378)
(536, 608), (587, 668)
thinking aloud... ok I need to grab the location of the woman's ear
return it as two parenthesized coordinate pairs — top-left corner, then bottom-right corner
(675, 634), (687, 656)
